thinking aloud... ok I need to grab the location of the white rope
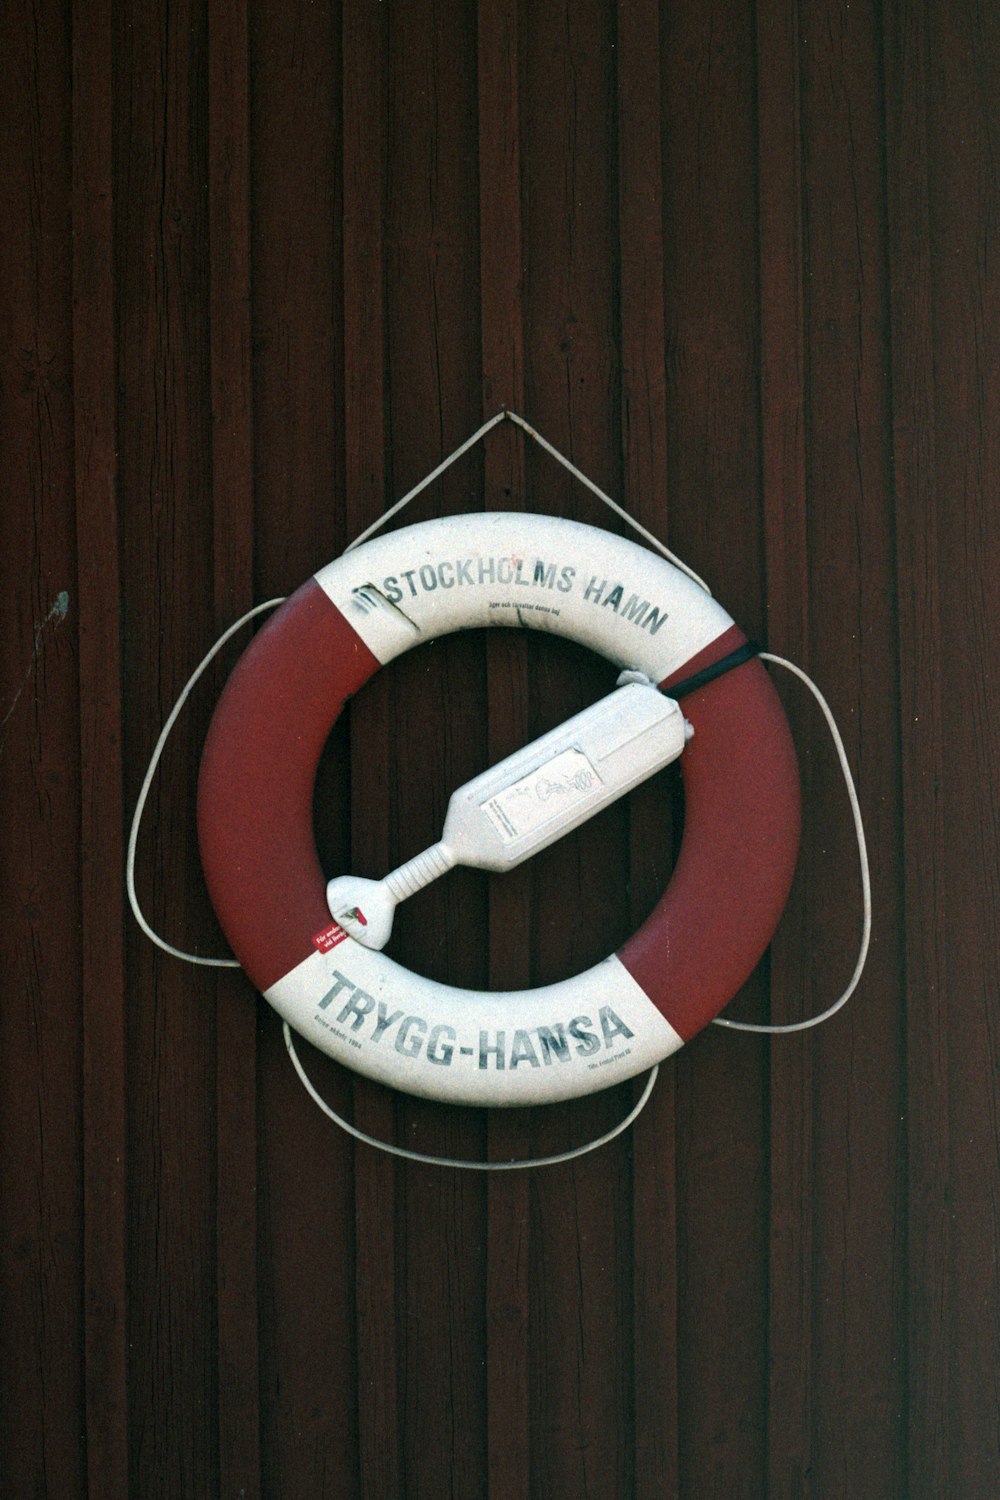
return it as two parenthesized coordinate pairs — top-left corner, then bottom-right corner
(503, 411), (712, 593)
(346, 408), (713, 594)
(345, 411), (508, 552)
(126, 417), (868, 1169)
(711, 652), (871, 1034)
(284, 1022), (660, 1171)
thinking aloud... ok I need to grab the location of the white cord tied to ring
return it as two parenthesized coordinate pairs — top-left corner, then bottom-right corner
(346, 408), (714, 594)
(126, 410), (870, 1167)
(284, 1028), (661, 1171)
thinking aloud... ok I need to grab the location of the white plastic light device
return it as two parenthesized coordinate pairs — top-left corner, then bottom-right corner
(326, 677), (690, 950)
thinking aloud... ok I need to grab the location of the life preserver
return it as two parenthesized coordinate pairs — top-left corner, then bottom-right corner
(197, 513), (800, 1106)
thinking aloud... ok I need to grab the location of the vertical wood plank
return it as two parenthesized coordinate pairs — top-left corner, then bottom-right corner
(755, 0), (818, 1493)
(660, 0), (771, 1490)
(921, 0), (1000, 1491)
(208, 0), (260, 1494)
(248, 2), (361, 1494)
(381, 4), (489, 1495)
(756, 0), (809, 652)
(479, 0), (524, 425)
(884, 4), (943, 1493)
(209, 0), (256, 626)
(0, 4), (84, 1495)
(520, 4), (636, 1496)
(614, 5), (680, 1497)
(793, 0), (907, 1492)
(72, 0), (129, 1493)
(478, 4), (532, 1497)
(616, 0), (670, 530)
(249, 0), (342, 591)
(341, 5), (405, 1498)
(115, 0), (219, 1490)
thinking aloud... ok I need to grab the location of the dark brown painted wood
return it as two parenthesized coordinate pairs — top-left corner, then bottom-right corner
(0, 4), (84, 1496)
(478, 6), (533, 1498)
(208, 0), (261, 1493)
(615, 5), (681, 1496)
(341, 8), (406, 1500)
(518, 8), (640, 1498)
(914, 2), (1000, 1494)
(661, 0), (772, 1491)
(884, 2), (949, 1493)
(379, 9), (490, 1497)
(115, 1), (221, 1491)
(755, 1), (818, 1494)
(795, 2), (908, 1494)
(72, 0), (130, 1494)
(247, 5), (361, 1496)
(2, 0), (999, 1495)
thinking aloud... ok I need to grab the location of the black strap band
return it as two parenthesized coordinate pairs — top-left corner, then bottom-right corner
(666, 640), (760, 699)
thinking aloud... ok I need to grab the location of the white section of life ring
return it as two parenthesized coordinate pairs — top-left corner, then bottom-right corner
(314, 511), (731, 680)
(265, 948), (683, 1108)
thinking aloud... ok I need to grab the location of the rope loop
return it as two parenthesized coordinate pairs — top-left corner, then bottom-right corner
(126, 411), (870, 1165)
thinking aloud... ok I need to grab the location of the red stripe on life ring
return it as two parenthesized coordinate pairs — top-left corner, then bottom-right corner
(617, 632), (800, 1040)
(197, 581), (380, 991)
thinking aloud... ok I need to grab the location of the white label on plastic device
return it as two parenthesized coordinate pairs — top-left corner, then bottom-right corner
(482, 746), (603, 844)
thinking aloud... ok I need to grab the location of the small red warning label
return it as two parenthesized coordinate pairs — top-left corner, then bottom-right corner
(313, 922), (348, 954)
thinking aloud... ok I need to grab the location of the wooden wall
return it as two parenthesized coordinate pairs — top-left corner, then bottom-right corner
(1, 0), (997, 1495)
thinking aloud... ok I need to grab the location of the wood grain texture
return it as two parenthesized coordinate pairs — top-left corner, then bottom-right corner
(208, 0), (261, 1493)
(884, 2), (949, 1490)
(918, 1), (1000, 1492)
(795, 2), (907, 1492)
(661, 0), (771, 1491)
(341, 9), (406, 1500)
(247, 5), (361, 1496)
(614, 4), (680, 1495)
(115, 2), (221, 1491)
(477, 6), (534, 1498)
(756, 1), (818, 1494)
(1, 0), (998, 1494)
(518, 9), (640, 1499)
(379, 11), (491, 1497)
(0, 4), (83, 1495)
(72, 0), (131, 1492)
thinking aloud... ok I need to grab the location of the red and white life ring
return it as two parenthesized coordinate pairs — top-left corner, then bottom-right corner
(198, 513), (800, 1107)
